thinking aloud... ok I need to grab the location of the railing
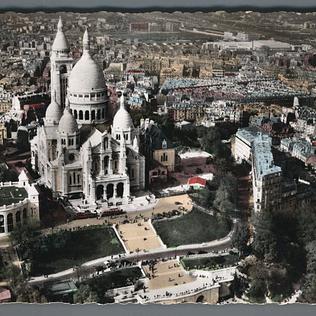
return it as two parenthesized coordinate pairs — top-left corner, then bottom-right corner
(0, 199), (28, 211)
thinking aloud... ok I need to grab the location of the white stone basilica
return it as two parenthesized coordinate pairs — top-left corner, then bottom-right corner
(31, 18), (145, 208)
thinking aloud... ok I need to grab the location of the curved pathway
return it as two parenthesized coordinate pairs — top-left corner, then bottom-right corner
(28, 219), (237, 286)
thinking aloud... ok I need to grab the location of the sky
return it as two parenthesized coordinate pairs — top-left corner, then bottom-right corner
(1, 0), (316, 9)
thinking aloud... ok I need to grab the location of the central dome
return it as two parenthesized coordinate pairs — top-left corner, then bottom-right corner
(68, 53), (106, 93)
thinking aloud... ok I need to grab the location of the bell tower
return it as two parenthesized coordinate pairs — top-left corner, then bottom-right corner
(50, 17), (73, 108)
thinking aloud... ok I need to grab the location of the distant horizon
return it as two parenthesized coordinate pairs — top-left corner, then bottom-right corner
(1, 0), (316, 12)
(1, 5), (316, 14)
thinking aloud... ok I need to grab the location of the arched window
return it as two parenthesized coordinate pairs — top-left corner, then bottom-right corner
(96, 185), (104, 200)
(79, 110), (83, 120)
(85, 110), (89, 120)
(73, 173), (76, 184)
(102, 109), (105, 118)
(77, 174), (80, 183)
(74, 110), (78, 119)
(104, 156), (109, 173)
(16, 211), (21, 226)
(106, 183), (114, 199)
(97, 109), (101, 120)
(91, 110), (95, 120)
(7, 214), (13, 232)
(59, 64), (67, 74)
(161, 153), (168, 162)
(0, 215), (4, 233)
(117, 182), (124, 198)
(69, 174), (72, 185)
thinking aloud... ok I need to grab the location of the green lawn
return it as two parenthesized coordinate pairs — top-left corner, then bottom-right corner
(181, 253), (239, 270)
(19, 226), (124, 276)
(0, 186), (28, 206)
(153, 208), (231, 247)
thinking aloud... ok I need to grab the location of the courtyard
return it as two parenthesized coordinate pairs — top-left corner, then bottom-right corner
(153, 208), (231, 247)
(152, 194), (192, 215)
(47, 194), (193, 229)
(19, 226), (124, 276)
(117, 219), (164, 252)
(142, 259), (195, 290)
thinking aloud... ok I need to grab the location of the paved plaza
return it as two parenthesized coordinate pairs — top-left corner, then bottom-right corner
(143, 259), (195, 290)
(153, 194), (192, 214)
(117, 219), (164, 252)
(45, 194), (193, 233)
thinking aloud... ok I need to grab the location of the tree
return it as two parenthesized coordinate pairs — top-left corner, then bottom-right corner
(15, 285), (48, 303)
(232, 222), (250, 256)
(159, 115), (175, 140)
(74, 284), (98, 304)
(0, 168), (18, 182)
(305, 241), (316, 275)
(0, 264), (46, 302)
(200, 128), (222, 155)
(213, 174), (237, 215)
(194, 188), (214, 208)
(267, 265), (292, 302)
(252, 210), (278, 262)
(247, 262), (268, 303)
(0, 264), (23, 289)
(10, 220), (38, 247)
(248, 278), (267, 303)
(301, 274), (316, 303)
(297, 207), (316, 246)
(16, 128), (30, 152)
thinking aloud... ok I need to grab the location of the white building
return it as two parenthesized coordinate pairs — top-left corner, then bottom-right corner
(203, 100), (240, 125)
(203, 40), (293, 52)
(233, 127), (262, 164)
(0, 171), (39, 237)
(252, 134), (282, 213)
(280, 137), (314, 163)
(30, 18), (145, 210)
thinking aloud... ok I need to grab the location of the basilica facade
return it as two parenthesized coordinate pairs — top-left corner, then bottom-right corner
(31, 18), (145, 208)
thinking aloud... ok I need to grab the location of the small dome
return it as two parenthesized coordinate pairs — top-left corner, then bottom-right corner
(113, 95), (134, 131)
(58, 107), (78, 134)
(45, 98), (62, 123)
(52, 17), (69, 52)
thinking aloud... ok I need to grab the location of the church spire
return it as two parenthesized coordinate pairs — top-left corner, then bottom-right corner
(65, 96), (70, 109)
(52, 16), (69, 52)
(133, 135), (139, 153)
(57, 16), (63, 31)
(83, 27), (90, 53)
(120, 94), (125, 109)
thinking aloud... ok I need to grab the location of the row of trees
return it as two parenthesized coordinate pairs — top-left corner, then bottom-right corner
(194, 173), (237, 216)
(0, 263), (47, 303)
(236, 204), (316, 303)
